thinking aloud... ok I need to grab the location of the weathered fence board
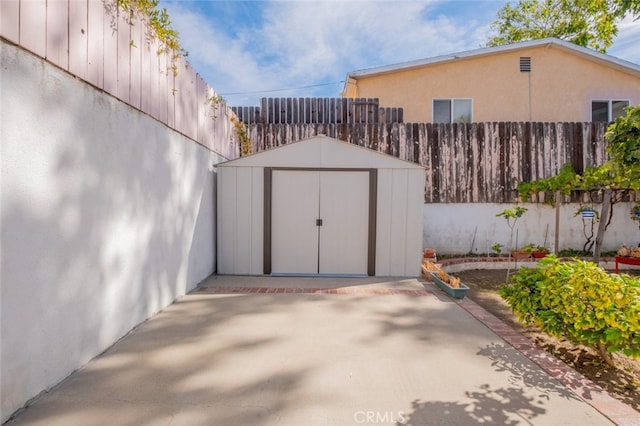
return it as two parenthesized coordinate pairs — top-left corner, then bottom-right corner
(69, 0), (88, 80)
(20, 0), (46, 58)
(232, 97), (403, 125)
(2, 0), (238, 159)
(1, 1), (20, 43)
(244, 122), (632, 204)
(46, 0), (69, 69)
(87, 0), (105, 88)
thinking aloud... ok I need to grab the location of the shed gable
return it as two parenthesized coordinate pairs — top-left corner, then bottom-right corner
(217, 135), (424, 169)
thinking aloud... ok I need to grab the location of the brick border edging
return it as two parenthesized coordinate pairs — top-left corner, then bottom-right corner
(195, 286), (435, 296)
(450, 279), (640, 425)
(437, 256), (620, 268)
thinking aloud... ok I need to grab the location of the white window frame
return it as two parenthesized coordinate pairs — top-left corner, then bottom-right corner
(591, 99), (630, 121)
(432, 98), (473, 123)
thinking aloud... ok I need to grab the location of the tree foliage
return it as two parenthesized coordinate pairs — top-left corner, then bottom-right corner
(518, 105), (640, 202)
(618, 0), (640, 16)
(487, 0), (639, 52)
(605, 104), (640, 182)
(517, 105), (640, 260)
(500, 256), (640, 366)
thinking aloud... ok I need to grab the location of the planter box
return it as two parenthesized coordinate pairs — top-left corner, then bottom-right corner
(431, 272), (469, 299)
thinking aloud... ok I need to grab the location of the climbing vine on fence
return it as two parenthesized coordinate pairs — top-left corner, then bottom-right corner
(116, 0), (186, 57)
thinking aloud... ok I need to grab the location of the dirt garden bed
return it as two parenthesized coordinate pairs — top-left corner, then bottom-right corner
(454, 268), (640, 413)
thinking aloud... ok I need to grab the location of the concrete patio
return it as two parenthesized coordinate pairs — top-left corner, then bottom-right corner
(5, 276), (631, 425)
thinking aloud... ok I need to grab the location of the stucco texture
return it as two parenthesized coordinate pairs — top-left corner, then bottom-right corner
(0, 41), (225, 422)
(350, 44), (640, 123)
(422, 202), (640, 255)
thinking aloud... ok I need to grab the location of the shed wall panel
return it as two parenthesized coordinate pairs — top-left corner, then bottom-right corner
(234, 168), (254, 274)
(217, 168), (237, 274)
(217, 167), (264, 275)
(404, 169), (426, 275)
(388, 170), (409, 275)
(374, 170), (393, 276)
(250, 169), (265, 274)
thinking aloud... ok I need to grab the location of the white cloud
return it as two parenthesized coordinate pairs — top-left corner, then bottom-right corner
(608, 14), (640, 64)
(163, 1), (637, 106)
(164, 4), (281, 100)
(254, 1), (492, 75)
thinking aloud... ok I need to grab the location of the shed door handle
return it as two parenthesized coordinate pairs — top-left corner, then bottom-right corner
(316, 219), (323, 226)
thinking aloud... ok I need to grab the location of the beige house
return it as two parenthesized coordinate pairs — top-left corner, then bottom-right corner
(341, 38), (640, 123)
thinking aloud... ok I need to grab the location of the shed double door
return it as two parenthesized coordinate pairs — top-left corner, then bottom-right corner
(271, 170), (370, 275)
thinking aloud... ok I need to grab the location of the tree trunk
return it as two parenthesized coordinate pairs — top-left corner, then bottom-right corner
(554, 191), (561, 255)
(594, 189), (612, 263)
(597, 340), (616, 368)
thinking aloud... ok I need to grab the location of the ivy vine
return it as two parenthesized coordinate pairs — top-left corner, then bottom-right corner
(116, 0), (186, 57)
(516, 105), (640, 261)
(231, 116), (252, 157)
(206, 94), (225, 120)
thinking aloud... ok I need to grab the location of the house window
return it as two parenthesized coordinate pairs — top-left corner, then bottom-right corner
(433, 99), (472, 123)
(591, 100), (629, 121)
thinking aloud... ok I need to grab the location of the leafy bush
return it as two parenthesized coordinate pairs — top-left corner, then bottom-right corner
(500, 256), (640, 366)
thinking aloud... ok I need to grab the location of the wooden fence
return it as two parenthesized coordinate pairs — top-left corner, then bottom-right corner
(232, 97), (403, 125)
(0, 0), (237, 159)
(244, 121), (633, 203)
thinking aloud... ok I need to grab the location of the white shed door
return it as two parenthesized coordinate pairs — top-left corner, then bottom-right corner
(271, 170), (369, 275)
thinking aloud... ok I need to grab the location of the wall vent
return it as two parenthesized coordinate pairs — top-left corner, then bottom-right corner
(520, 57), (531, 72)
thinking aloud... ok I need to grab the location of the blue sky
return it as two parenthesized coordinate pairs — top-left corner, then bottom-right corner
(160, 1), (640, 106)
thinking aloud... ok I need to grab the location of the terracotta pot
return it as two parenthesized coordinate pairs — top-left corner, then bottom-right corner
(423, 248), (437, 259)
(532, 251), (549, 259)
(511, 250), (530, 259)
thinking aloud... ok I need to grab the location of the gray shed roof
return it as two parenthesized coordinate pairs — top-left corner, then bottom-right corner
(217, 135), (424, 169)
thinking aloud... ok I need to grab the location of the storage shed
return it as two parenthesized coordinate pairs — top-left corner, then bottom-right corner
(216, 135), (425, 277)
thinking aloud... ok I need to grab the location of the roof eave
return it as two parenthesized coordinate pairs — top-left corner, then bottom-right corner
(345, 38), (640, 80)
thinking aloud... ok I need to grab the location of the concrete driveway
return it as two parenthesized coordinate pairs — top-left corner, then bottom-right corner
(5, 276), (630, 425)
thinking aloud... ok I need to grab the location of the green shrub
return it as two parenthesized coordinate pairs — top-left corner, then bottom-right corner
(499, 256), (640, 366)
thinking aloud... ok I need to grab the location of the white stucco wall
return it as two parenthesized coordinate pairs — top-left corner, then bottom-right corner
(423, 202), (639, 255)
(1, 42), (226, 421)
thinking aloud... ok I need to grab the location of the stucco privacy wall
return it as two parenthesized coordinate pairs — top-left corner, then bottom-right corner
(0, 41), (227, 422)
(423, 202), (640, 255)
